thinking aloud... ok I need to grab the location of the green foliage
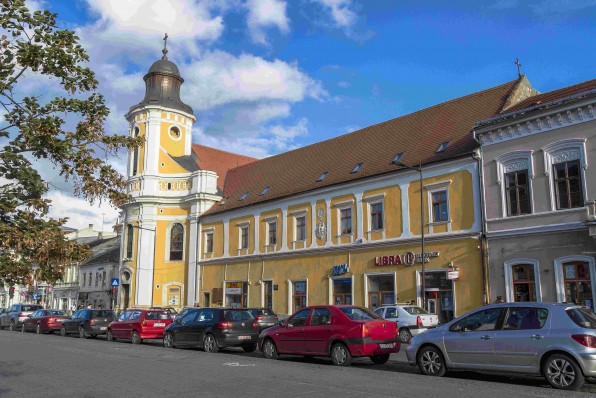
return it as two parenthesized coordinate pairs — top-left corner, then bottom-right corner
(0, 0), (141, 287)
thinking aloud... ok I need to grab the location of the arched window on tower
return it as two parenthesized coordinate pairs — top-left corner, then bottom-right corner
(126, 224), (134, 259)
(170, 223), (184, 261)
(132, 126), (140, 176)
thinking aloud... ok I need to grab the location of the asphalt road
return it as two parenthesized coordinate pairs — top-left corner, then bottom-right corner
(0, 329), (594, 398)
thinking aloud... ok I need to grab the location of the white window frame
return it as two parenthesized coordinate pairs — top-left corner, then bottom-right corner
(554, 255), (596, 311)
(287, 279), (308, 315)
(363, 272), (397, 309)
(203, 229), (214, 256)
(424, 180), (452, 233)
(495, 150), (535, 218)
(292, 212), (307, 244)
(363, 194), (385, 237)
(238, 222), (250, 251)
(261, 279), (274, 309)
(328, 275), (355, 305)
(503, 258), (542, 303)
(542, 139), (588, 211)
(267, 220), (277, 246)
(168, 125), (183, 141)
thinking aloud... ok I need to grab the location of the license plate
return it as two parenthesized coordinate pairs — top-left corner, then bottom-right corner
(100, 327), (107, 330)
(238, 335), (251, 340)
(154, 323), (165, 327)
(379, 343), (393, 349)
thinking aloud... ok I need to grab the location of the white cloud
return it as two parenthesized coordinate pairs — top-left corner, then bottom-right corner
(268, 117), (308, 150)
(532, 0), (596, 15)
(337, 81), (351, 88)
(314, 0), (357, 28)
(245, 0), (290, 45)
(45, 191), (120, 230)
(309, 0), (373, 42)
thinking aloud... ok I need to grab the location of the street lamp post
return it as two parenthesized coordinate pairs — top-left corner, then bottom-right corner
(127, 225), (157, 308)
(396, 161), (426, 311)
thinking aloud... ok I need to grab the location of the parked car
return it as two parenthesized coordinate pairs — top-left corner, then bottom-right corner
(0, 304), (43, 331)
(107, 309), (173, 344)
(21, 309), (68, 334)
(375, 304), (439, 343)
(246, 308), (278, 331)
(406, 302), (596, 391)
(150, 306), (178, 318)
(173, 306), (194, 323)
(163, 307), (260, 352)
(258, 305), (401, 366)
(60, 309), (116, 338)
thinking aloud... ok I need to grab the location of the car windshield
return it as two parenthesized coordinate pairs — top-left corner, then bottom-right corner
(146, 311), (170, 320)
(224, 310), (254, 321)
(566, 307), (596, 329)
(340, 307), (381, 321)
(403, 306), (429, 315)
(48, 310), (65, 316)
(21, 305), (41, 311)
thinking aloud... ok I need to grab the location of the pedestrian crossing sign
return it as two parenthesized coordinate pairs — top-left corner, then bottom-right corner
(111, 278), (119, 287)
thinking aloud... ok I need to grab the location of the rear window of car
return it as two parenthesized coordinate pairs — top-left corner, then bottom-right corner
(257, 309), (276, 316)
(21, 305), (41, 311)
(146, 311), (171, 320)
(91, 310), (115, 318)
(340, 307), (381, 321)
(224, 310), (254, 321)
(566, 307), (596, 329)
(48, 310), (65, 316)
(403, 306), (429, 315)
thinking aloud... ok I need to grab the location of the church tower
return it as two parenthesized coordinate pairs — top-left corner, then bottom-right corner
(119, 36), (220, 310)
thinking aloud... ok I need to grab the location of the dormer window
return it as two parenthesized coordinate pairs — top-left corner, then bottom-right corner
(316, 172), (328, 182)
(239, 192), (249, 201)
(351, 163), (364, 174)
(259, 186), (270, 196)
(391, 152), (404, 164)
(436, 141), (450, 153)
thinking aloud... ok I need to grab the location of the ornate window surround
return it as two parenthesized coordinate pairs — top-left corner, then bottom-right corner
(424, 180), (452, 232)
(237, 222), (250, 251)
(503, 258), (542, 303)
(203, 228), (214, 256)
(542, 138), (588, 211)
(494, 150), (535, 218)
(363, 195), (385, 240)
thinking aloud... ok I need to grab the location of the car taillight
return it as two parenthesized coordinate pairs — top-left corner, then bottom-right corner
(253, 320), (259, 328)
(274, 315), (278, 321)
(48, 318), (55, 323)
(88, 319), (96, 325)
(216, 321), (232, 329)
(142, 320), (147, 327)
(572, 334), (596, 348)
(18, 313), (26, 318)
(417, 316), (422, 327)
(256, 315), (264, 321)
(361, 324), (369, 338)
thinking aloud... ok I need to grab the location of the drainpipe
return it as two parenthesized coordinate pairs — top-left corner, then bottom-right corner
(472, 138), (491, 305)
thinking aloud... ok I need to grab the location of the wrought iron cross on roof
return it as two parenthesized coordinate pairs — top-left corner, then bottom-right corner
(162, 33), (169, 59)
(514, 58), (522, 78)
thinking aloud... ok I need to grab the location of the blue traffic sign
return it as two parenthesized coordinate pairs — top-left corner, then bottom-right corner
(111, 278), (119, 287)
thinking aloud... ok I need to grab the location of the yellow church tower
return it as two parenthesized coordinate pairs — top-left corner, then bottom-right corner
(118, 36), (221, 310)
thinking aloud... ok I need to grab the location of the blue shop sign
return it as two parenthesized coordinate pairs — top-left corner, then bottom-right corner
(332, 263), (349, 276)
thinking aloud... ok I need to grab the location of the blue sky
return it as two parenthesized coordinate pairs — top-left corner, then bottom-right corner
(16, 0), (596, 228)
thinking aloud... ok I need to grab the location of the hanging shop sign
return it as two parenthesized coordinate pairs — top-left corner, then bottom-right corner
(447, 268), (460, 280)
(374, 251), (439, 267)
(332, 263), (350, 276)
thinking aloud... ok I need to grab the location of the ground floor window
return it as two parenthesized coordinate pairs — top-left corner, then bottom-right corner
(332, 279), (352, 305)
(225, 282), (248, 308)
(563, 261), (593, 308)
(167, 286), (181, 307)
(512, 264), (537, 302)
(422, 271), (454, 324)
(263, 281), (273, 309)
(367, 274), (395, 310)
(293, 281), (307, 313)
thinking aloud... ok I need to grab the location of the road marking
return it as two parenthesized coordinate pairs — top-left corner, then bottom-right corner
(223, 362), (255, 367)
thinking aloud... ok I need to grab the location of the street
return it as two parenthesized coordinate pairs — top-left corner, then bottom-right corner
(0, 330), (594, 397)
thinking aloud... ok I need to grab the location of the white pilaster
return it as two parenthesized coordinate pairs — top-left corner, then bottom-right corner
(223, 218), (229, 257)
(325, 199), (331, 246)
(355, 192), (364, 241)
(310, 201), (317, 247)
(135, 215), (157, 307)
(187, 217), (199, 306)
(400, 182), (412, 237)
(253, 215), (260, 254)
(145, 111), (161, 175)
(281, 208), (288, 250)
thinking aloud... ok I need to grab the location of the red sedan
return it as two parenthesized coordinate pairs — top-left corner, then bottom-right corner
(258, 305), (400, 366)
(107, 309), (172, 344)
(21, 309), (68, 334)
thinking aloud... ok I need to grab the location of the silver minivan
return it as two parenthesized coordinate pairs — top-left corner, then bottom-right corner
(406, 302), (596, 390)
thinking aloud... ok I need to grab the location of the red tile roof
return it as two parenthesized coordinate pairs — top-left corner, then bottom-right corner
(503, 78), (596, 114)
(203, 78), (525, 216)
(191, 144), (256, 191)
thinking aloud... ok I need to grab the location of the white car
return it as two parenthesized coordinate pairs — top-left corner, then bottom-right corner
(375, 304), (439, 342)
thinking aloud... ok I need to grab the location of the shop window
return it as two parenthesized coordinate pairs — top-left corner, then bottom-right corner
(340, 208), (352, 235)
(167, 286), (180, 307)
(370, 202), (384, 230)
(512, 264), (537, 302)
(505, 170), (531, 216)
(226, 282), (248, 308)
(564, 262), (593, 307)
(240, 226), (249, 249)
(268, 221), (277, 246)
(293, 281), (307, 313)
(431, 190), (448, 222)
(205, 232), (213, 253)
(170, 223), (184, 261)
(367, 274), (395, 310)
(333, 279), (352, 305)
(126, 224), (134, 259)
(263, 281), (273, 309)
(553, 160), (583, 209)
(295, 216), (306, 242)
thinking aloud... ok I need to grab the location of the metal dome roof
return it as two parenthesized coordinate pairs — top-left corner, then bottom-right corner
(146, 58), (181, 78)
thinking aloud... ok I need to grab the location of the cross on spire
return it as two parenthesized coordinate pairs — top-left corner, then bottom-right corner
(514, 58), (522, 78)
(162, 33), (169, 60)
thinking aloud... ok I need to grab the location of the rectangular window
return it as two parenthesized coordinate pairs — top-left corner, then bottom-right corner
(264, 281), (273, 310)
(268, 221), (277, 245)
(293, 281), (307, 313)
(95, 273), (99, 287)
(564, 262), (593, 307)
(340, 208), (352, 235)
(88, 273), (92, 287)
(370, 202), (384, 230)
(205, 232), (214, 253)
(296, 216), (306, 241)
(511, 264), (536, 302)
(505, 170), (531, 216)
(240, 226), (249, 250)
(83, 273), (86, 287)
(102, 271), (106, 287)
(432, 190), (448, 222)
(553, 160), (583, 209)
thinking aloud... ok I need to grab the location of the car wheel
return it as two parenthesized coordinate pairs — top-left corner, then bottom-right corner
(60, 326), (66, 337)
(399, 328), (412, 343)
(79, 327), (87, 339)
(417, 346), (446, 377)
(21, 323), (25, 333)
(203, 334), (219, 353)
(543, 353), (585, 390)
(163, 332), (175, 349)
(9, 321), (15, 332)
(370, 353), (391, 365)
(131, 331), (142, 345)
(107, 329), (114, 342)
(262, 339), (279, 360)
(331, 343), (352, 367)
(36, 324), (42, 334)
(242, 344), (257, 353)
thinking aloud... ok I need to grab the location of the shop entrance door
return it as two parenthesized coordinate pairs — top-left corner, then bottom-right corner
(423, 271), (454, 324)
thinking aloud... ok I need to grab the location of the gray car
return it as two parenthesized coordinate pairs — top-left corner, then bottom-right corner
(406, 302), (596, 390)
(0, 304), (43, 331)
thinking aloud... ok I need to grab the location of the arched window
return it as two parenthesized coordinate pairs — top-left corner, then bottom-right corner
(126, 224), (134, 259)
(170, 223), (184, 261)
(132, 126), (140, 176)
